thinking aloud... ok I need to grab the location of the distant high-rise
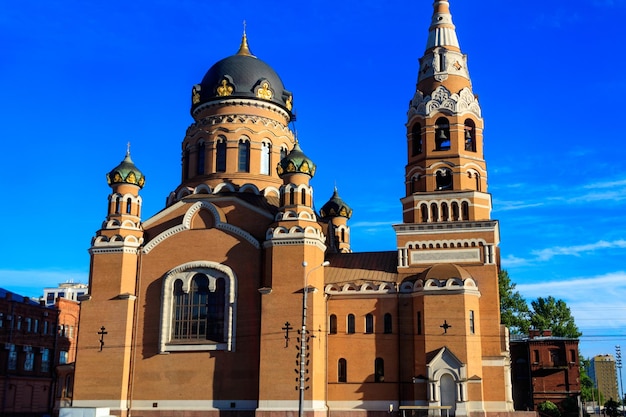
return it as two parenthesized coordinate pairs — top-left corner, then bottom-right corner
(589, 355), (619, 401)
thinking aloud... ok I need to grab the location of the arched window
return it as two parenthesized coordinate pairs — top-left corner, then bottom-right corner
(441, 202), (449, 221)
(289, 191), (295, 205)
(421, 204), (429, 223)
(462, 201), (469, 220)
(329, 314), (337, 334)
(197, 142), (206, 175)
(436, 169), (453, 190)
(417, 311), (422, 335)
(301, 191), (306, 205)
(115, 197), (121, 214)
(435, 117), (451, 151)
(452, 202), (460, 221)
(126, 197), (132, 215)
(430, 203), (439, 222)
(260, 142), (271, 175)
(340, 228), (346, 243)
(216, 139), (226, 172)
(383, 313), (392, 334)
(347, 314), (355, 334)
(374, 358), (385, 382)
(464, 119), (476, 152)
(280, 146), (288, 161)
(474, 172), (481, 191)
(411, 123), (422, 156)
(173, 275), (226, 341)
(238, 139), (250, 172)
(338, 358), (347, 383)
(365, 314), (374, 334)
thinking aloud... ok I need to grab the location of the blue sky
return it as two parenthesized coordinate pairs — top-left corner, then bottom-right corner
(1, 0), (625, 360)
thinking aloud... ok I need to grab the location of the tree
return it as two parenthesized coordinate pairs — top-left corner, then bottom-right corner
(604, 399), (620, 417)
(538, 401), (561, 417)
(529, 296), (582, 338)
(498, 269), (530, 334)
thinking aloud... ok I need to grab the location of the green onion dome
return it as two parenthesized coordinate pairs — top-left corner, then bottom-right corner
(320, 187), (352, 219)
(106, 151), (145, 189)
(276, 142), (316, 178)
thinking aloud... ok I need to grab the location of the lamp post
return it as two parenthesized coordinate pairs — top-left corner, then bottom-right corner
(299, 260), (330, 417)
(616, 345), (624, 416)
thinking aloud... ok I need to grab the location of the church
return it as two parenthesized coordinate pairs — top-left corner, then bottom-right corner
(67, 2), (516, 417)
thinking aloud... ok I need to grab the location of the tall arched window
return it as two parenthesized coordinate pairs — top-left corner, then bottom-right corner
(452, 202), (460, 221)
(436, 168), (453, 190)
(115, 197), (121, 214)
(374, 358), (385, 382)
(347, 314), (355, 334)
(126, 197), (132, 215)
(383, 313), (392, 334)
(365, 314), (374, 334)
(238, 139), (250, 172)
(464, 119), (476, 152)
(197, 142), (206, 175)
(329, 314), (337, 334)
(462, 201), (470, 220)
(338, 358), (347, 383)
(216, 139), (226, 172)
(430, 203), (439, 222)
(417, 311), (422, 335)
(260, 142), (271, 175)
(172, 274), (225, 342)
(441, 202), (449, 221)
(280, 146), (288, 161)
(435, 118), (451, 151)
(411, 123), (422, 156)
(421, 204), (429, 223)
(301, 191), (306, 205)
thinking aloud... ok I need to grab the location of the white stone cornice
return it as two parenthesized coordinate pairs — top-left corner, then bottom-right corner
(408, 86), (481, 118)
(143, 201), (261, 254)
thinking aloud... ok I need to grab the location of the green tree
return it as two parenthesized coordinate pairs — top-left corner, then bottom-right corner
(538, 401), (561, 417)
(604, 399), (620, 417)
(529, 296), (582, 338)
(498, 269), (530, 334)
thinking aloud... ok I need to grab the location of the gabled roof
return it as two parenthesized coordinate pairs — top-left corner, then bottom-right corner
(324, 251), (398, 285)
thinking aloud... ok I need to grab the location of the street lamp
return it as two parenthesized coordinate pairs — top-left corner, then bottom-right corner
(616, 345), (624, 416)
(299, 260), (330, 417)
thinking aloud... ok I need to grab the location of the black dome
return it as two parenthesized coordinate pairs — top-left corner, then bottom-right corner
(191, 35), (293, 118)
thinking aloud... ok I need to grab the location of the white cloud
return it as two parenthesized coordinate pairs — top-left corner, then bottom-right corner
(501, 254), (530, 268)
(531, 239), (626, 261)
(517, 271), (626, 356)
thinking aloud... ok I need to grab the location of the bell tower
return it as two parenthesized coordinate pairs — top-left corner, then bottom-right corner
(397, 0), (497, 267)
(395, 1), (513, 414)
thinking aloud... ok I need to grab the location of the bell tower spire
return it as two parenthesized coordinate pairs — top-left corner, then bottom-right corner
(396, 0), (497, 266)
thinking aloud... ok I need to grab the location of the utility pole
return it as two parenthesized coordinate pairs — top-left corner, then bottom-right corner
(616, 346), (624, 417)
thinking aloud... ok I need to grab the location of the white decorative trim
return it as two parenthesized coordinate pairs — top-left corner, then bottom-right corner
(191, 104), (292, 130)
(159, 261), (237, 353)
(143, 201), (260, 254)
(409, 86), (481, 118)
(325, 281), (397, 295)
(405, 238), (487, 250)
(398, 278), (480, 296)
(263, 237), (327, 251)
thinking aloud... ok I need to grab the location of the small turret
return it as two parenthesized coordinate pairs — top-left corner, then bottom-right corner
(320, 187), (352, 253)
